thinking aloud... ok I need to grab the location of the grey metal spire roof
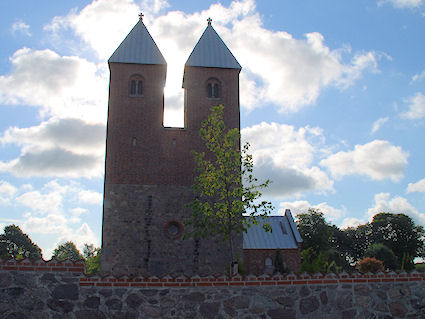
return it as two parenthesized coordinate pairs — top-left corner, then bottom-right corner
(185, 22), (241, 69)
(243, 210), (303, 250)
(109, 18), (166, 65)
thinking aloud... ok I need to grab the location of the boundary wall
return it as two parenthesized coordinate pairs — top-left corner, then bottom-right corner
(1, 258), (424, 318)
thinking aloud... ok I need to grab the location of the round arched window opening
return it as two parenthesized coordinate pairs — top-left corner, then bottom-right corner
(129, 74), (144, 97)
(206, 78), (221, 99)
(164, 220), (184, 239)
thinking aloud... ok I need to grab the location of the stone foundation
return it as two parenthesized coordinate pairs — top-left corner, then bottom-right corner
(102, 184), (242, 277)
(1, 259), (424, 318)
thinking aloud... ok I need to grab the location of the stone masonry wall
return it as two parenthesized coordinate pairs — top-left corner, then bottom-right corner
(1, 259), (425, 318)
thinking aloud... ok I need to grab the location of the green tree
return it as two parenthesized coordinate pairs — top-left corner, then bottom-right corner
(52, 241), (83, 262)
(185, 105), (273, 269)
(364, 243), (398, 270)
(0, 225), (42, 260)
(343, 224), (372, 262)
(297, 209), (352, 271)
(369, 213), (424, 268)
(83, 243), (101, 274)
(300, 247), (329, 273)
(296, 209), (332, 252)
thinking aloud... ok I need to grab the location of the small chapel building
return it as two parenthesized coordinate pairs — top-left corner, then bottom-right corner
(101, 14), (301, 276)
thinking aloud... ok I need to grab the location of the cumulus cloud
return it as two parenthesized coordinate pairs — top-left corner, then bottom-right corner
(0, 48), (108, 123)
(407, 178), (425, 193)
(279, 200), (346, 224)
(378, 0), (424, 8)
(0, 149), (103, 178)
(11, 21), (31, 36)
(320, 140), (409, 182)
(0, 118), (105, 178)
(400, 92), (425, 120)
(242, 122), (333, 197)
(0, 181), (17, 205)
(3, 180), (102, 258)
(78, 190), (103, 205)
(367, 192), (425, 225)
(371, 117), (389, 134)
(228, 17), (378, 112)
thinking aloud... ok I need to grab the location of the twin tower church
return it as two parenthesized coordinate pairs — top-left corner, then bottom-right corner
(101, 15), (243, 276)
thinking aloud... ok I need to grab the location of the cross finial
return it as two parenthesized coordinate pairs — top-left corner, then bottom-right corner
(207, 17), (212, 25)
(139, 12), (144, 21)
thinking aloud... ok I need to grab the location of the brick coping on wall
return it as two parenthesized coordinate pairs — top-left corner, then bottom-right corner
(1, 258), (424, 288)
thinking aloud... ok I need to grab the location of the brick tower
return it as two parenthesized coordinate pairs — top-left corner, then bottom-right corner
(101, 16), (242, 276)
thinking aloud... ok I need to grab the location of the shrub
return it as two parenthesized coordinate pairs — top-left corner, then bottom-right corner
(357, 257), (384, 273)
(364, 243), (398, 270)
(415, 263), (425, 272)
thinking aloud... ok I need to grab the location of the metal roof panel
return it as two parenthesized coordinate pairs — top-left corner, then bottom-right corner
(185, 23), (241, 69)
(109, 19), (166, 65)
(243, 212), (301, 249)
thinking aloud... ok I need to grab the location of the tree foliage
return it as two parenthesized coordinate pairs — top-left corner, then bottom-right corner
(364, 243), (398, 270)
(369, 213), (424, 268)
(83, 244), (101, 274)
(297, 209), (425, 272)
(185, 105), (273, 266)
(52, 241), (84, 262)
(0, 225), (42, 260)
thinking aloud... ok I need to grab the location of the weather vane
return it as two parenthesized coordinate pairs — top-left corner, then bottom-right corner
(139, 12), (144, 21)
(207, 17), (212, 25)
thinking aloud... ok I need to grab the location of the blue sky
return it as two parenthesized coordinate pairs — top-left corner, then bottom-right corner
(0, 0), (424, 258)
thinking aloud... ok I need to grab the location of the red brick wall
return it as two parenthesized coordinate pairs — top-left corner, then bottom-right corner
(243, 248), (301, 275)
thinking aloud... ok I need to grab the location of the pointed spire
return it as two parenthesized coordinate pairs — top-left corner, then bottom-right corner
(109, 14), (166, 65)
(185, 20), (241, 69)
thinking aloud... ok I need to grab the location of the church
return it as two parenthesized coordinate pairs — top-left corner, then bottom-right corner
(101, 14), (301, 276)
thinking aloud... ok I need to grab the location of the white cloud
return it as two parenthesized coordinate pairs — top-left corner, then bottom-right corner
(22, 214), (98, 258)
(45, 0), (141, 61)
(279, 200), (346, 224)
(407, 178), (425, 193)
(242, 122), (334, 197)
(0, 148), (103, 178)
(11, 21), (31, 37)
(1, 118), (105, 153)
(367, 192), (425, 225)
(339, 217), (365, 229)
(320, 140), (408, 182)
(0, 118), (105, 178)
(412, 70), (425, 82)
(371, 117), (389, 134)
(0, 180), (17, 205)
(378, 0), (424, 8)
(7, 180), (101, 258)
(400, 92), (425, 120)
(0, 48), (108, 123)
(15, 180), (67, 214)
(78, 190), (102, 205)
(231, 18), (378, 112)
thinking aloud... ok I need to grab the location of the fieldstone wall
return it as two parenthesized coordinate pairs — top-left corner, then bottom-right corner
(1, 259), (424, 318)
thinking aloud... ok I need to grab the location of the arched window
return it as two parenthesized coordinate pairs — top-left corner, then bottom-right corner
(207, 78), (220, 99)
(129, 75), (144, 96)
